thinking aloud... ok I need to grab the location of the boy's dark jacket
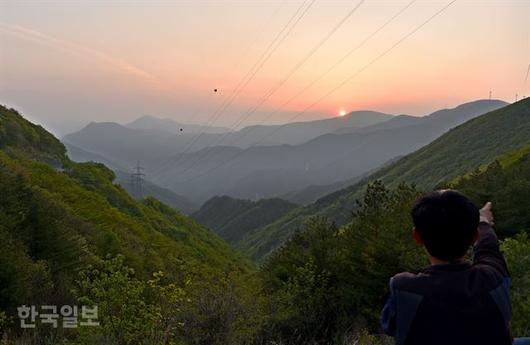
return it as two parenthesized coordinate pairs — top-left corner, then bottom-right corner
(381, 222), (511, 345)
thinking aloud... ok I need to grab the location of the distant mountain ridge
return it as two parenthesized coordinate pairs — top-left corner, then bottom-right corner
(151, 99), (507, 203)
(232, 110), (393, 147)
(64, 110), (394, 167)
(126, 115), (232, 134)
(63, 109), (395, 202)
(237, 98), (529, 261)
(334, 114), (419, 134)
(64, 100), (507, 204)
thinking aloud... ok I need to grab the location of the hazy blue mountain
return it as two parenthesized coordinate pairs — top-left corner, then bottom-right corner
(238, 98), (529, 261)
(152, 100), (507, 203)
(233, 110), (393, 146)
(64, 100), (506, 204)
(334, 114), (419, 134)
(65, 142), (128, 171)
(64, 111), (394, 170)
(126, 115), (232, 134)
(63, 122), (187, 167)
(192, 195), (297, 245)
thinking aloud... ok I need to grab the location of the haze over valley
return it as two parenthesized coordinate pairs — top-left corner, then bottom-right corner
(64, 99), (507, 205)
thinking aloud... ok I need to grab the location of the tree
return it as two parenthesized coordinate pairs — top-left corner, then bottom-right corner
(74, 256), (188, 345)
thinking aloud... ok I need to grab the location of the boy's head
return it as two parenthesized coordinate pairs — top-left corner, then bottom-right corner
(411, 190), (479, 262)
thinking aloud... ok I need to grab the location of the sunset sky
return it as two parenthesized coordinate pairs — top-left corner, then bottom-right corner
(1, 0), (529, 135)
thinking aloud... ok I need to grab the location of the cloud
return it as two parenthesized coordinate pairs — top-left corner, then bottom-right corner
(0, 22), (161, 87)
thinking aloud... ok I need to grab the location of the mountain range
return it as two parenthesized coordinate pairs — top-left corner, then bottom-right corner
(63, 109), (393, 167)
(126, 115), (232, 134)
(235, 98), (530, 261)
(149, 99), (507, 203)
(65, 100), (507, 204)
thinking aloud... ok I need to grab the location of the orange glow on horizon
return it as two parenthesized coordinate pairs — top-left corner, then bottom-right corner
(0, 0), (526, 132)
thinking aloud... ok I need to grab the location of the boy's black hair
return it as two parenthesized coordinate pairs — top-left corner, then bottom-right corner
(411, 190), (479, 261)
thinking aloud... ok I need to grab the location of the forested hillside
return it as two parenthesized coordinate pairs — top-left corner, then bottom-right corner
(257, 144), (530, 343)
(192, 196), (297, 245)
(450, 144), (530, 236)
(0, 105), (257, 344)
(241, 99), (530, 261)
(66, 143), (198, 214)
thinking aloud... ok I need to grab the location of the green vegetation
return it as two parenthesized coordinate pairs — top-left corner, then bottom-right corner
(254, 143), (530, 343)
(449, 147), (530, 236)
(116, 171), (199, 215)
(0, 107), (67, 166)
(192, 196), (297, 245)
(1, 104), (530, 344)
(258, 180), (530, 343)
(0, 105), (256, 344)
(242, 98), (530, 261)
(260, 183), (423, 343)
(502, 233), (530, 336)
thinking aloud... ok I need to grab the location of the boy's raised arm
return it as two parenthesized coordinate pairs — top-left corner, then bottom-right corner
(473, 202), (509, 277)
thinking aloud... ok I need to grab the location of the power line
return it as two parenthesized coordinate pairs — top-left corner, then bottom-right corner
(178, 0), (365, 174)
(151, 0), (307, 175)
(176, 0), (314, 160)
(174, 0), (287, 152)
(227, 0), (365, 132)
(179, 0), (457, 184)
(229, 0), (288, 72)
(225, 0), (416, 149)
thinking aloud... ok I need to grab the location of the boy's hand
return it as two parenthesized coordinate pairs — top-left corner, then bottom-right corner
(479, 202), (494, 225)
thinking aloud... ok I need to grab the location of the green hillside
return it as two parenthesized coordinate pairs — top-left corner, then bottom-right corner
(449, 145), (530, 235)
(241, 99), (530, 261)
(259, 149), (530, 341)
(0, 107), (67, 166)
(65, 143), (199, 214)
(0, 105), (255, 342)
(192, 196), (297, 245)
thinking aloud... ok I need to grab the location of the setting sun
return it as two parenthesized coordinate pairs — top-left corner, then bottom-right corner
(339, 109), (347, 117)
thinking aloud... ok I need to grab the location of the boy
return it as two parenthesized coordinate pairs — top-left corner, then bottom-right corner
(381, 190), (511, 345)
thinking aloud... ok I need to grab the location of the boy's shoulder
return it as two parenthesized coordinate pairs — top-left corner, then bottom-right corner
(390, 262), (508, 296)
(390, 271), (429, 292)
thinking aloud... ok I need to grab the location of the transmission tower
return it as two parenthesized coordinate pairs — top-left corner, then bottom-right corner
(130, 161), (145, 199)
